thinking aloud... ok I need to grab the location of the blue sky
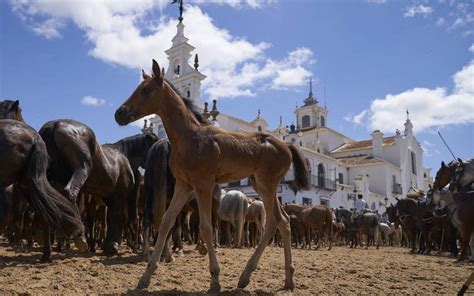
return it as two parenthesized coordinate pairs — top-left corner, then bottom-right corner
(1, 0), (473, 175)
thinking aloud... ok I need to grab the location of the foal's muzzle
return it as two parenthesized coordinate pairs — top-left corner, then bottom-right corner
(115, 106), (133, 126)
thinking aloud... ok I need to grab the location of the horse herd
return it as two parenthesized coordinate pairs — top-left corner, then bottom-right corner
(0, 59), (472, 292)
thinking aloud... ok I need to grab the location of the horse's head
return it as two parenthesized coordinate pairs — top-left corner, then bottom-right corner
(433, 160), (457, 190)
(449, 159), (466, 194)
(0, 100), (24, 121)
(115, 60), (166, 126)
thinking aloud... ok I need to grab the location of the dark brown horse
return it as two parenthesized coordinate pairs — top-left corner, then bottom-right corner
(433, 161), (459, 190)
(115, 60), (310, 292)
(0, 119), (86, 261)
(38, 119), (141, 255)
(0, 100), (25, 122)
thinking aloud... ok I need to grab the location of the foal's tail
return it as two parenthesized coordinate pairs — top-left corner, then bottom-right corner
(27, 137), (84, 238)
(288, 144), (310, 192)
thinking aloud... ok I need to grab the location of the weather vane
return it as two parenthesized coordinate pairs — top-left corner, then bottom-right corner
(171, 0), (184, 23)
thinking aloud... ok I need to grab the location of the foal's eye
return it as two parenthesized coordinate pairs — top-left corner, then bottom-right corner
(142, 85), (152, 95)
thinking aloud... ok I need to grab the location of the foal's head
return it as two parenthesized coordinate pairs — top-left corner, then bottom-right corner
(115, 60), (167, 126)
(0, 100), (24, 122)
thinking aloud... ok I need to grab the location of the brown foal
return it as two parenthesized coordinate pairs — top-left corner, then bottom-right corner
(115, 60), (310, 292)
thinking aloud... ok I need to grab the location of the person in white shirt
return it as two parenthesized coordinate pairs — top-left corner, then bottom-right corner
(355, 194), (367, 214)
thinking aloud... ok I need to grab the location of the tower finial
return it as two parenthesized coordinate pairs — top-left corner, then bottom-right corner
(279, 115), (283, 126)
(406, 109), (410, 120)
(257, 108), (261, 119)
(194, 53), (199, 70)
(309, 76), (313, 97)
(172, 0), (184, 23)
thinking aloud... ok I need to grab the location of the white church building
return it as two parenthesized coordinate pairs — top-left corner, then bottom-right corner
(149, 18), (433, 213)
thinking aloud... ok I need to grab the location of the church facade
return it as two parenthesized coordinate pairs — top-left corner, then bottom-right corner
(150, 19), (433, 213)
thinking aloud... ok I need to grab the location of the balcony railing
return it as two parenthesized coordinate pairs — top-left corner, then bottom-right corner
(284, 172), (336, 191)
(392, 183), (402, 194)
(310, 175), (336, 191)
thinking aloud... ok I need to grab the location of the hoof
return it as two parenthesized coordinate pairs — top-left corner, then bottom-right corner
(40, 256), (52, 263)
(74, 237), (88, 253)
(197, 245), (208, 256)
(103, 242), (119, 256)
(283, 282), (295, 291)
(209, 281), (221, 293)
(137, 277), (150, 290)
(177, 250), (184, 257)
(237, 276), (250, 289)
(164, 255), (175, 263)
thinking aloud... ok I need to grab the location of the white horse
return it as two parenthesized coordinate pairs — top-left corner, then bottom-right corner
(429, 188), (474, 260)
(452, 158), (474, 191)
(217, 190), (249, 247)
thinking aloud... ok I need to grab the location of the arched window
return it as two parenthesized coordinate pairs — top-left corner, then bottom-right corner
(318, 164), (325, 188)
(320, 116), (325, 127)
(258, 126), (262, 131)
(302, 115), (310, 128)
(411, 151), (417, 175)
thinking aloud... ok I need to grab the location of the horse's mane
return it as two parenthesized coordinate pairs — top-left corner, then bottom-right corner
(165, 79), (210, 125)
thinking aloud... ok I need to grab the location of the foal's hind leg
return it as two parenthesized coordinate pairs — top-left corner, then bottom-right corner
(238, 178), (294, 290)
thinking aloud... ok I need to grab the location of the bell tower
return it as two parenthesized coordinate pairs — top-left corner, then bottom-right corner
(164, 21), (206, 102)
(294, 78), (328, 130)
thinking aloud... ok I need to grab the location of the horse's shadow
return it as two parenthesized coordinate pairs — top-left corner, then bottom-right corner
(105, 288), (275, 296)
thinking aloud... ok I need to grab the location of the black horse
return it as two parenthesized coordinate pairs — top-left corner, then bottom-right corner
(38, 119), (155, 255)
(0, 119), (86, 261)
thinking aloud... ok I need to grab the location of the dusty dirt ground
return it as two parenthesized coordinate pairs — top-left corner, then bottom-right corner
(0, 238), (472, 295)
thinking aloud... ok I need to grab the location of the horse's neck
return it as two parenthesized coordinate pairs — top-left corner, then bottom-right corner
(441, 192), (457, 215)
(158, 85), (200, 147)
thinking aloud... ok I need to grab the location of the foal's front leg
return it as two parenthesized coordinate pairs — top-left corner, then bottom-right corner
(196, 184), (221, 292)
(138, 182), (192, 289)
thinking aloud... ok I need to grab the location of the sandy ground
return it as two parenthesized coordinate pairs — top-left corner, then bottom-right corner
(0, 239), (472, 295)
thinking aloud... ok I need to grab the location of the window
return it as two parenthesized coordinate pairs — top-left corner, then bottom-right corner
(228, 180), (241, 187)
(318, 164), (325, 188)
(392, 175), (396, 185)
(338, 173), (344, 184)
(187, 90), (191, 98)
(302, 115), (310, 128)
(305, 159), (312, 174)
(411, 151), (417, 175)
(320, 116), (325, 127)
(320, 199), (329, 207)
(302, 197), (312, 206)
(258, 126), (262, 131)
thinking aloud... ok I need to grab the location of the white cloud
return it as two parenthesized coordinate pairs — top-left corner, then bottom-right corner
(349, 60), (474, 133)
(367, 0), (387, 4)
(344, 110), (368, 125)
(81, 96), (106, 106)
(403, 5), (433, 18)
(10, 1), (311, 101)
(32, 18), (63, 39)
(470, 43), (474, 53)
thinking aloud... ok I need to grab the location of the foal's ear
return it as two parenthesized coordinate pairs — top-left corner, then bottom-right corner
(457, 158), (463, 164)
(12, 100), (19, 109)
(152, 59), (163, 86)
(441, 161), (445, 168)
(142, 69), (151, 80)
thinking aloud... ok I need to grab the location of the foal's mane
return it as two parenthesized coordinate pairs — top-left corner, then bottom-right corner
(164, 79), (210, 125)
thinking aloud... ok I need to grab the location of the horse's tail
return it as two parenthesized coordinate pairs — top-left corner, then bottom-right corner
(27, 137), (84, 238)
(38, 121), (62, 182)
(287, 144), (310, 192)
(143, 140), (175, 231)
